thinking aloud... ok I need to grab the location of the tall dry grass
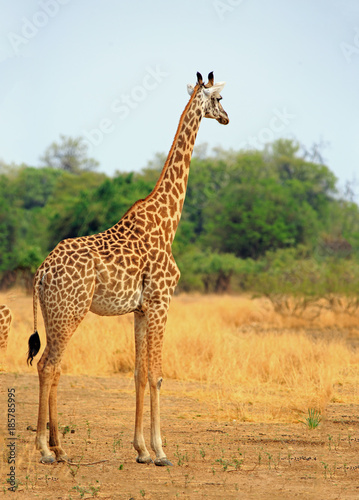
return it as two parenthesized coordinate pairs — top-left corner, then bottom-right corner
(2, 290), (359, 422)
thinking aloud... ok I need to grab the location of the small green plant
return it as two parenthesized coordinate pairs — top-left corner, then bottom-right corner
(320, 461), (336, 479)
(166, 466), (175, 486)
(62, 425), (71, 437)
(301, 408), (322, 429)
(86, 420), (91, 439)
(233, 448), (245, 469)
(89, 484), (100, 497)
(25, 475), (29, 490)
(214, 456), (244, 472)
(232, 457), (244, 470)
(174, 445), (188, 466)
(61, 424), (76, 438)
(184, 473), (194, 488)
(72, 485), (88, 498)
(67, 456), (83, 478)
(6, 478), (21, 491)
(113, 432), (123, 453)
(215, 458), (231, 471)
(73, 483), (100, 498)
(199, 448), (206, 459)
(337, 433), (341, 450)
(321, 461), (329, 479)
(266, 452), (273, 469)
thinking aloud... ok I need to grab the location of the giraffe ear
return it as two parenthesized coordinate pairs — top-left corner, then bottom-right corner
(187, 84), (195, 96)
(203, 81), (226, 97)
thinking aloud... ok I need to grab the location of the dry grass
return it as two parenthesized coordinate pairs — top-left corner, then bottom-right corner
(2, 289), (359, 423)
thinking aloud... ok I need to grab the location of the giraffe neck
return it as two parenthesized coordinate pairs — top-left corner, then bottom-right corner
(145, 85), (203, 243)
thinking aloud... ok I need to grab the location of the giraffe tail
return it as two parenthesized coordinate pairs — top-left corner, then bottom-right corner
(27, 331), (41, 366)
(27, 271), (41, 366)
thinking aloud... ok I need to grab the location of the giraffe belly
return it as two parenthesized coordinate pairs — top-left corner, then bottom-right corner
(89, 284), (143, 316)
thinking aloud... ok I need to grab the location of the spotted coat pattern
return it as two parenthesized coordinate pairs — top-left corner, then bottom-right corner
(29, 72), (229, 465)
(0, 304), (11, 352)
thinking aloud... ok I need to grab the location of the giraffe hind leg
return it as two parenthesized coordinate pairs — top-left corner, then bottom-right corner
(35, 325), (82, 463)
(35, 315), (90, 463)
(34, 260), (95, 463)
(35, 318), (92, 463)
(48, 364), (67, 461)
(36, 347), (57, 463)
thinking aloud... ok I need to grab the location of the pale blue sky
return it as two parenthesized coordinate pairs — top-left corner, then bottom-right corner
(1, 0), (358, 197)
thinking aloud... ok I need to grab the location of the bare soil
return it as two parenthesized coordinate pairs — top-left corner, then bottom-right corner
(2, 372), (359, 499)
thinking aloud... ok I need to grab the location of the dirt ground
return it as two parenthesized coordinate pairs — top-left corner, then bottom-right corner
(2, 372), (359, 499)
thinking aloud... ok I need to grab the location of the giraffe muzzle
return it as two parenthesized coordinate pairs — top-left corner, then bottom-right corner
(218, 113), (229, 125)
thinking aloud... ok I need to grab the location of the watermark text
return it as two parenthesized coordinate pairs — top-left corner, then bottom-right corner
(7, 388), (17, 492)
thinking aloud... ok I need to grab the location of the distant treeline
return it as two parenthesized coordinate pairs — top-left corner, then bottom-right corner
(1, 138), (358, 295)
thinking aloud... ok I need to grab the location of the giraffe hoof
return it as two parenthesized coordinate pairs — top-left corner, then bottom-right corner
(154, 457), (173, 467)
(40, 455), (56, 464)
(56, 455), (69, 463)
(136, 455), (153, 464)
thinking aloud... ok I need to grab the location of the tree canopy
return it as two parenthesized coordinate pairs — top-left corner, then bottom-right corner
(0, 138), (358, 294)
(40, 135), (99, 173)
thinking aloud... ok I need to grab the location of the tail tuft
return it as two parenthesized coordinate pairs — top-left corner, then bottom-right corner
(27, 331), (41, 366)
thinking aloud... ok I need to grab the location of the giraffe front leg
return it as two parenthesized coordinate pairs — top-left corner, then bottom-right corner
(147, 311), (173, 467)
(149, 373), (172, 466)
(48, 364), (68, 461)
(133, 312), (152, 464)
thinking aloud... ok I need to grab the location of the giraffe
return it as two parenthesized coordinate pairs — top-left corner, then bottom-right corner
(27, 71), (229, 465)
(0, 304), (12, 353)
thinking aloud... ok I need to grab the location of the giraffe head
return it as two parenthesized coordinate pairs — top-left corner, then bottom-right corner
(187, 72), (229, 125)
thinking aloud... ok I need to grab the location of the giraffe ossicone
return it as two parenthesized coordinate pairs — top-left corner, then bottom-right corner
(27, 71), (229, 465)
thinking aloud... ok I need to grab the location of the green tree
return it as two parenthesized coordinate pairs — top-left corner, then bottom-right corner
(178, 250), (246, 293)
(0, 196), (17, 272)
(40, 135), (99, 173)
(196, 141), (337, 259)
(1, 139), (358, 295)
(48, 172), (153, 248)
(8, 166), (63, 209)
(203, 179), (309, 258)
